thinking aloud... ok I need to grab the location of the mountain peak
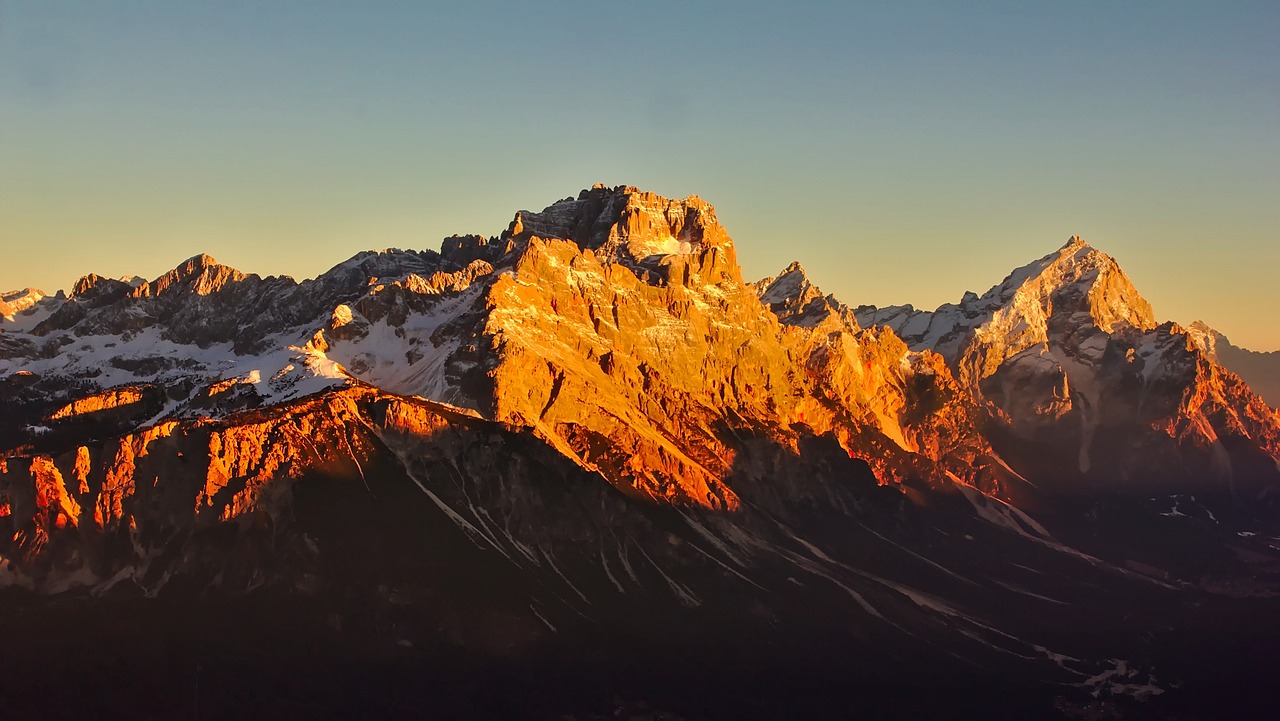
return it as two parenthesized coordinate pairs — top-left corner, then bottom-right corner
(1182, 321), (1280, 407)
(507, 185), (729, 257)
(500, 185), (743, 288)
(70, 273), (129, 299)
(988, 238), (1156, 333)
(1186, 320), (1221, 356)
(1053, 235), (1104, 265)
(856, 235), (1158, 367)
(0, 287), (46, 318)
(146, 253), (249, 296)
(2, 287), (45, 301)
(755, 261), (849, 329)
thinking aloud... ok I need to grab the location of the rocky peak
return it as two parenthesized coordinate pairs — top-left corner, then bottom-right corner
(4, 191), (1275, 511)
(944, 239), (1158, 398)
(1184, 320), (1280, 409)
(972, 237), (1155, 333)
(500, 185), (742, 287)
(318, 249), (441, 288)
(757, 261), (815, 300)
(69, 274), (121, 298)
(1, 287), (44, 302)
(1186, 320), (1220, 356)
(859, 236), (1159, 366)
(440, 234), (491, 266)
(0, 288), (45, 318)
(143, 253), (250, 296)
(1028, 237), (1155, 332)
(754, 262), (852, 329)
(68, 274), (133, 305)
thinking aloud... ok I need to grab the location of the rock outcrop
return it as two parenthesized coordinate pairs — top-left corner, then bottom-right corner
(1188, 321), (1280, 409)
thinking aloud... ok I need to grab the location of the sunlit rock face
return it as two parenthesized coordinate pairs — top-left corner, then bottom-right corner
(0, 289), (45, 320)
(0, 391), (371, 591)
(857, 236), (1280, 494)
(3, 189), (1277, 515)
(3, 186), (1280, 718)
(1188, 320), (1280, 409)
(470, 186), (1025, 506)
(0, 183), (989, 594)
(751, 262), (1000, 492)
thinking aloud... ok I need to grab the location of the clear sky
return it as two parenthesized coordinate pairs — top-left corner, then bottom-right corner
(2, 1), (1277, 348)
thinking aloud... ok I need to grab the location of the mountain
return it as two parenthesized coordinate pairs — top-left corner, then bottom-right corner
(0, 288), (45, 320)
(2, 187), (1280, 719)
(1188, 321), (1280, 409)
(856, 236), (1280, 496)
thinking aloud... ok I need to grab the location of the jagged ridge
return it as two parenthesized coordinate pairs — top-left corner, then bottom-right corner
(4, 186), (1280, 716)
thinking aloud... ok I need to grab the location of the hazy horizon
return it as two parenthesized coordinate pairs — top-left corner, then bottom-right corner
(3, 2), (1277, 349)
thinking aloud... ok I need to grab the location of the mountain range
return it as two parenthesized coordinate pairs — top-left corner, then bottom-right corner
(2, 184), (1279, 719)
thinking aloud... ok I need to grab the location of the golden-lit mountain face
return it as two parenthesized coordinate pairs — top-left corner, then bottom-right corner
(2, 185), (1277, 533)
(2, 187), (1280, 715)
(858, 236), (1280, 494)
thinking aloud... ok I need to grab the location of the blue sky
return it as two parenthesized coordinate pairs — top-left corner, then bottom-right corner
(2, 1), (1277, 347)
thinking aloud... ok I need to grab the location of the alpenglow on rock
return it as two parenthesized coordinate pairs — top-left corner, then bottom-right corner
(856, 236), (1279, 491)
(1, 186), (1280, 718)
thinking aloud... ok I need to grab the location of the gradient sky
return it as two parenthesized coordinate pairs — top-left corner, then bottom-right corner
(2, 1), (1277, 348)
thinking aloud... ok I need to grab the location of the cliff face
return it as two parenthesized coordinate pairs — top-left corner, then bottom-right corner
(4, 188), (1278, 510)
(751, 263), (1002, 492)
(4, 186), (1280, 713)
(458, 186), (1021, 507)
(0, 390), (375, 592)
(1189, 320), (1280, 409)
(1, 183), (986, 597)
